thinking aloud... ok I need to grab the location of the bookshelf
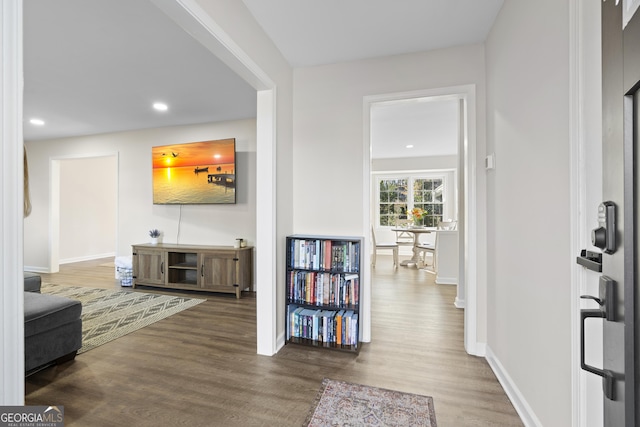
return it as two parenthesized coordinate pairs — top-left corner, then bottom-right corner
(285, 235), (362, 352)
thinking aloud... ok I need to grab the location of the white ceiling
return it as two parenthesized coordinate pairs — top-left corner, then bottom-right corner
(23, 0), (257, 141)
(371, 97), (460, 159)
(23, 0), (504, 157)
(241, 0), (504, 68)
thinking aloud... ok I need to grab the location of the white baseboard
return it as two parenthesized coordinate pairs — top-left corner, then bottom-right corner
(485, 346), (543, 426)
(466, 340), (486, 357)
(435, 276), (457, 285)
(23, 266), (50, 274)
(276, 331), (286, 352)
(59, 252), (115, 265)
(454, 297), (465, 308)
(25, 252), (116, 275)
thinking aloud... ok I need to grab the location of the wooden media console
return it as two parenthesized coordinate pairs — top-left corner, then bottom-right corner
(132, 243), (253, 298)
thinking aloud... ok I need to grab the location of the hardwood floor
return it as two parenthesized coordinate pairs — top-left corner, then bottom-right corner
(25, 257), (522, 426)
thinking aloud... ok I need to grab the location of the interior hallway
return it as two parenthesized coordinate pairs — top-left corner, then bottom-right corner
(25, 256), (522, 426)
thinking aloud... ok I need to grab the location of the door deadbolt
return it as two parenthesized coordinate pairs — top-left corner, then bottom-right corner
(592, 201), (616, 254)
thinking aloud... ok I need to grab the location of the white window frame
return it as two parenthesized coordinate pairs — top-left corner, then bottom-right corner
(374, 171), (450, 228)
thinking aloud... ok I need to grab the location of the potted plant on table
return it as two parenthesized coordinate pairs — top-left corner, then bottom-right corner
(149, 229), (161, 244)
(409, 208), (427, 227)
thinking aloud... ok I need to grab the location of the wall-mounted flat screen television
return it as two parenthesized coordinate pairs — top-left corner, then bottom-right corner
(152, 138), (236, 204)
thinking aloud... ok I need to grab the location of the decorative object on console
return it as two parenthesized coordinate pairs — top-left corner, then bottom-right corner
(149, 229), (161, 245)
(152, 138), (236, 205)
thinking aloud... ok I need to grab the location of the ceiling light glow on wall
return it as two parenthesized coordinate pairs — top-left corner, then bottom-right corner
(406, 144), (414, 149)
(153, 102), (168, 111)
(30, 118), (45, 126)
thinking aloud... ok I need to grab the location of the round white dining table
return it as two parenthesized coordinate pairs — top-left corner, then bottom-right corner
(390, 227), (437, 266)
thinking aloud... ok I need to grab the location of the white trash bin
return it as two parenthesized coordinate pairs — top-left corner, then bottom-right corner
(115, 256), (133, 287)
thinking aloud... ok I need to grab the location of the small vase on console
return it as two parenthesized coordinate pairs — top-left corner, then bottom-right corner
(149, 229), (161, 245)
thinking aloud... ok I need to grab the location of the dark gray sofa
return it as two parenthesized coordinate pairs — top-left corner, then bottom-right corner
(24, 273), (82, 374)
(24, 272), (42, 293)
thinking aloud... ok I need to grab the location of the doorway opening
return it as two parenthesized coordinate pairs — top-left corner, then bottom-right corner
(49, 154), (118, 272)
(363, 86), (481, 354)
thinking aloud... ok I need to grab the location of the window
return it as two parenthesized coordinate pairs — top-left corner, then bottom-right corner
(413, 178), (443, 227)
(378, 178), (407, 226)
(376, 174), (446, 227)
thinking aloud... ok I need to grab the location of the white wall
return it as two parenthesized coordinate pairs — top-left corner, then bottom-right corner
(59, 155), (117, 263)
(24, 119), (256, 278)
(293, 45), (486, 345)
(372, 154), (458, 171)
(293, 44), (487, 342)
(485, 1), (572, 425)
(293, 45), (485, 234)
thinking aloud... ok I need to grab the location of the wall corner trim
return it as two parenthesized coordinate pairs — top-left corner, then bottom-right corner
(485, 346), (543, 427)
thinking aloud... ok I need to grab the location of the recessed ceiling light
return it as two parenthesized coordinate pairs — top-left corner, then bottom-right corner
(406, 144), (414, 149)
(153, 102), (168, 111)
(30, 118), (45, 126)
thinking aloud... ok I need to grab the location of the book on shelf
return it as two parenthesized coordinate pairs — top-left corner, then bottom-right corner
(287, 271), (359, 307)
(345, 310), (354, 345)
(343, 274), (359, 306)
(351, 313), (358, 345)
(289, 238), (360, 273)
(320, 310), (331, 344)
(287, 306), (359, 346)
(335, 310), (344, 345)
(323, 240), (332, 270)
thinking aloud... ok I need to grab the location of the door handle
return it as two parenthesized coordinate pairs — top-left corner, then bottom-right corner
(580, 295), (603, 305)
(579, 276), (616, 400)
(580, 307), (614, 400)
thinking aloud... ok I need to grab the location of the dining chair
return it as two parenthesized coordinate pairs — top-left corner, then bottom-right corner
(416, 234), (437, 271)
(439, 220), (457, 230)
(371, 227), (398, 269)
(394, 218), (415, 247)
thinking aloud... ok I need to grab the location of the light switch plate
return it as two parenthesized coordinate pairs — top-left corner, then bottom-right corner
(485, 153), (495, 170)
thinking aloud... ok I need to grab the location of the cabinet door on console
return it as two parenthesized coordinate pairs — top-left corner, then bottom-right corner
(133, 247), (165, 286)
(200, 251), (238, 294)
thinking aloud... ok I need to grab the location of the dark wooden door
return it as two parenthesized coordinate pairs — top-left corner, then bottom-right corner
(598, 1), (640, 424)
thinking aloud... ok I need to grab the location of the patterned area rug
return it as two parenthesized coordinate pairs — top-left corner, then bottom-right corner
(304, 379), (437, 427)
(42, 284), (205, 354)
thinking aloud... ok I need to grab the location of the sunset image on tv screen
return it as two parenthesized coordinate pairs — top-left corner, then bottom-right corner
(152, 138), (236, 204)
